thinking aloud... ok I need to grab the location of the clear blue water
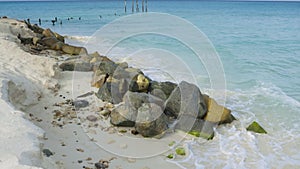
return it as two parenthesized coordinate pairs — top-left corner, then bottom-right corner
(1, 1), (300, 168)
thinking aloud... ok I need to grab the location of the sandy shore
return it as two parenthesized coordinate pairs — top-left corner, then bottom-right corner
(0, 18), (193, 169)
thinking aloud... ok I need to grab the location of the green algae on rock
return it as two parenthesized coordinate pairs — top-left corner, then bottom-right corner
(175, 147), (186, 156)
(246, 121), (267, 134)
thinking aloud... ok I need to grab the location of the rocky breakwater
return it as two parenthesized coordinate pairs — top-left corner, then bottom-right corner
(11, 18), (265, 140)
(92, 59), (236, 139)
(17, 20), (87, 55)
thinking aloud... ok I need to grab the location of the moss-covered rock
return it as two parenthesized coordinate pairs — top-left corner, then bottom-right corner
(167, 154), (174, 159)
(246, 121), (267, 134)
(175, 147), (186, 156)
(168, 141), (175, 147)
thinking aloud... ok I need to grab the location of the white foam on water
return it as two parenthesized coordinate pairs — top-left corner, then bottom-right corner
(167, 81), (300, 169)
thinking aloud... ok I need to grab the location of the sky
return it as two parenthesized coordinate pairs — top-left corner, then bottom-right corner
(0, 0), (300, 1)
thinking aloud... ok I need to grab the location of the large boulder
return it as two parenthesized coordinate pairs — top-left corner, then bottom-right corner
(135, 103), (168, 137)
(203, 95), (235, 124)
(175, 114), (215, 140)
(96, 80), (128, 104)
(42, 28), (55, 38)
(42, 28), (64, 43)
(39, 37), (61, 50)
(123, 91), (164, 110)
(61, 44), (87, 55)
(97, 60), (118, 76)
(129, 74), (151, 93)
(96, 82), (114, 103)
(54, 32), (65, 43)
(110, 103), (137, 127)
(164, 81), (207, 119)
(59, 60), (92, 71)
(91, 73), (108, 88)
(149, 81), (177, 100)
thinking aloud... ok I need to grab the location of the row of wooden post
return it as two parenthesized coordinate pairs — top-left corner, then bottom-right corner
(125, 0), (148, 13)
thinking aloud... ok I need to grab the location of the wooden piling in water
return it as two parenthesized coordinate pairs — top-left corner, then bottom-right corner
(146, 0), (148, 12)
(136, 0), (139, 12)
(132, 0), (134, 13)
(125, 0), (127, 13)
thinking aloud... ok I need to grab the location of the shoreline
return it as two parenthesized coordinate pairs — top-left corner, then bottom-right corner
(2, 16), (298, 169)
(0, 18), (185, 169)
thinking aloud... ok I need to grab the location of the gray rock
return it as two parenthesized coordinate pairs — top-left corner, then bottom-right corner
(164, 81), (207, 119)
(123, 91), (164, 110)
(175, 114), (215, 139)
(86, 115), (97, 122)
(98, 60), (118, 76)
(136, 103), (168, 137)
(96, 82), (114, 103)
(59, 60), (92, 72)
(112, 66), (138, 80)
(73, 100), (89, 108)
(117, 62), (128, 69)
(96, 80), (128, 104)
(110, 103), (137, 127)
(149, 81), (177, 100)
(39, 37), (60, 49)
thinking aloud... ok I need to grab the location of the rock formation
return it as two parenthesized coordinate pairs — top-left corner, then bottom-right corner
(10, 18), (237, 139)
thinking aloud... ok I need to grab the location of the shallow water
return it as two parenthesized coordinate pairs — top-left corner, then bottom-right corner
(1, 1), (300, 168)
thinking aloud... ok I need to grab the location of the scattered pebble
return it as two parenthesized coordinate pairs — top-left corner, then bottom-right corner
(95, 162), (106, 169)
(76, 148), (84, 152)
(118, 129), (127, 133)
(99, 109), (110, 116)
(127, 158), (136, 163)
(131, 130), (139, 135)
(78, 160), (83, 163)
(86, 115), (97, 122)
(42, 149), (53, 157)
(73, 100), (89, 109)
(105, 103), (114, 109)
(86, 157), (92, 161)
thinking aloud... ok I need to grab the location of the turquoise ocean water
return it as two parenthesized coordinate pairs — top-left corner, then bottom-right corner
(1, 1), (300, 168)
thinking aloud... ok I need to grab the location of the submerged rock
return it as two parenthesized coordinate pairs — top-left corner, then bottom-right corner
(175, 147), (186, 156)
(175, 114), (215, 140)
(246, 121), (267, 134)
(135, 103), (168, 137)
(165, 81), (207, 119)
